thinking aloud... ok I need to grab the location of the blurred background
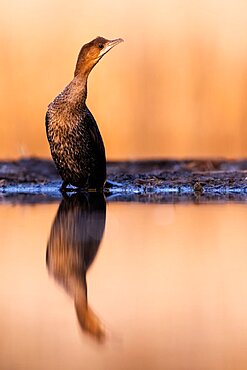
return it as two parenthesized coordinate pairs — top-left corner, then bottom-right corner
(1, 0), (247, 160)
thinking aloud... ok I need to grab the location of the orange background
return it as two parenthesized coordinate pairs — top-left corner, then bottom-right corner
(1, 0), (247, 160)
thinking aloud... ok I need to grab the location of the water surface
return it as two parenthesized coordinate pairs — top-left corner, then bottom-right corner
(1, 199), (247, 370)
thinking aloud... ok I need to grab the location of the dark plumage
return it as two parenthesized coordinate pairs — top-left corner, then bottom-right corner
(46, 36), (123, 191)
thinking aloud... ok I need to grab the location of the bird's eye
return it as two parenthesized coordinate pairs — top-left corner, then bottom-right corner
(98, 44), (104, 49)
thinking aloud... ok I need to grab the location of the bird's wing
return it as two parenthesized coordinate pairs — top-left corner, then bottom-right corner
(84, 107), (105, 156)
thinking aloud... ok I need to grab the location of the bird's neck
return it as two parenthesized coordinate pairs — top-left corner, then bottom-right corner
(74, 52), (98, 77)
(66, 74), (88, 107)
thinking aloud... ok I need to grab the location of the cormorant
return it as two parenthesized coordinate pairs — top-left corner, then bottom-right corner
(46, 36), (123, 191)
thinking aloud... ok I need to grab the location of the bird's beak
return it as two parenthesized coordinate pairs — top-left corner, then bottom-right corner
(99, 38), (124, 57)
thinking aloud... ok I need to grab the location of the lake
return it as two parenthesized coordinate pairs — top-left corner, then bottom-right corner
(1, 195), (247, 370)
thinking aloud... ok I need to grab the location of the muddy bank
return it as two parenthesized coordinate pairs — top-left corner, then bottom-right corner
(0, 158), (247, 204)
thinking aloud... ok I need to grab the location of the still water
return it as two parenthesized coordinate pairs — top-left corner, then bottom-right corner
(1, 196), (247, 370)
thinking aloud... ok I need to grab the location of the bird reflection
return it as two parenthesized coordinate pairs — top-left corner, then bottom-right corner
(46, 192), (106, 341)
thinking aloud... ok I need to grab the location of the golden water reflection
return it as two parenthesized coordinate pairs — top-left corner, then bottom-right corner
(46, 193), (106, 341)
(1, 202), (247, 369)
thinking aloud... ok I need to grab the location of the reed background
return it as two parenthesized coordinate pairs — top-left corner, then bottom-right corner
(1, 0), (247, 160)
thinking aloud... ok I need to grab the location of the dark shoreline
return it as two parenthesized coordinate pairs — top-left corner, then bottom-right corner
(1, 158), (247, 204)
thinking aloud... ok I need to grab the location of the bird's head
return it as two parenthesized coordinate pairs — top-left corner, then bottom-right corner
(74, 36), (124, 77)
